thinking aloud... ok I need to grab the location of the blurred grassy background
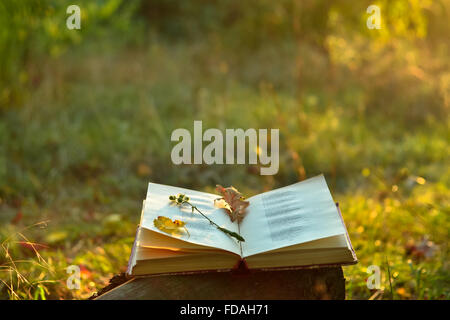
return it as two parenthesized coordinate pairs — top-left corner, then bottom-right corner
(0, 0), (449, 299)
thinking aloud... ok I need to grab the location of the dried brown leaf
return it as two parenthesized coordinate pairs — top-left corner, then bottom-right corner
(215, 185), (250, 223)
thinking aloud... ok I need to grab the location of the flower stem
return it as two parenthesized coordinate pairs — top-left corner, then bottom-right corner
(185, 201), (245, 242)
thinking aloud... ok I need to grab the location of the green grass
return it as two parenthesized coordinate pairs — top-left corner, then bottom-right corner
(0, 0), (449, 299)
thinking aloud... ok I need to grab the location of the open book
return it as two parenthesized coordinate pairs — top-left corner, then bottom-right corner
(127, 175), (357, 276)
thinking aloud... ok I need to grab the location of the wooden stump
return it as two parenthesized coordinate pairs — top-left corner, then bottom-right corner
(94, 266), (345, 300)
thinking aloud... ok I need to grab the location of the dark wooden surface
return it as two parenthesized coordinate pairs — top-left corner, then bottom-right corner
(95, 266), (346, 300)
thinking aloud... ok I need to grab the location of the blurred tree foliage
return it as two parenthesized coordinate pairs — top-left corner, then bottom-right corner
(1, 0), (448, 110)
(0, 0), (142, 108)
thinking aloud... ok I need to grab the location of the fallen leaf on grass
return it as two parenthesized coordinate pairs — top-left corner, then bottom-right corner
(11, 211), (23, 224)
(45, 231), (68, 244)
(405, 237), (438, 261)
(18, 241), (49, 251)
(396, 287), (411, 298)
(137, 163), (152, 177)
(79, 265), (92, 279)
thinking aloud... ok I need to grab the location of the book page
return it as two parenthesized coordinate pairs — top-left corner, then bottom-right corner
(239, 175), (347, 257)
(140, 183), (241, 255)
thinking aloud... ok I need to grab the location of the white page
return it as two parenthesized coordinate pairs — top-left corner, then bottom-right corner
(240, 175), (346, 257)
(140, 183), (241, 255)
